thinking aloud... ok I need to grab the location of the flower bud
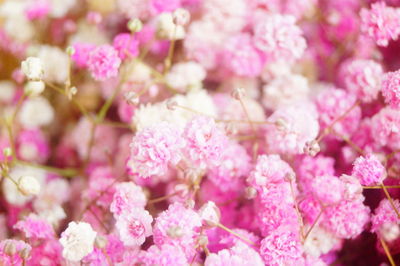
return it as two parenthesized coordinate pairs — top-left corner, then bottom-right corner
(198, 201), (220, 227)
(21, 57), (44, 81)
(166, 99), (178, 111)
(4, 241), (16, 256)
(172, 8), (190, 26)
(17, 175), (40, 196)
(231, 87), (245, 100)
(95, 235), (108, 249)
(167, 226), (183, 238)
(24, 81), (45, 97)
(3, 147), (12, 157)
(66, 46), (75, 56)
(19, 247), (30, 260)
(128, 18), (143, 33)
(303, 140), (320, 156)
(245, 187), (257, 199)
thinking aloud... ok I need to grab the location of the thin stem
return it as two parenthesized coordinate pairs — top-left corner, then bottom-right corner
(16, 160), (78, 177)
(97, 84), (122, 122)
(316, 100), (360, 143)
(148, 191), (179, 204)
(379, 237), (396, 266)
(363, 185), (400, 189)
(164, 25), (177, 73)
(381, 184), (400, 219)
(289, 179), (305, 241)
(304, 206), (325, 241)
(5, 121), (17, 163)
(332, 132), (365, 156)
(216, 223), (256, 247)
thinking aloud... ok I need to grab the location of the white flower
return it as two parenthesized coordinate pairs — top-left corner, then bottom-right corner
(60, 221), (97, 262)
(156, 13), (185, 40)
(304, 226), (339, 258)
(165, 61), (206, 92)
(18, 96), (54, 128)
(37, 45), (69, 83)
(24, 81), (45, 97)
(4, 16), (34, 43)
(17, 175), (41, 196)
(21, 57), (44, 81)
(198, 201), (220, 226)
(2, 166), (46, 206)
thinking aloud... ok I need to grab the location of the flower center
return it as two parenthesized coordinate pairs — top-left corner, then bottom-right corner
(128, 219), (145, 238)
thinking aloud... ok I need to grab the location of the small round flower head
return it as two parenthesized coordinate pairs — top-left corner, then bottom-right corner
(360, 1), (400, 47)
(0, 239), (32, 265)
(208, 140), (251, 192)
(110, 182), (147, 217)
(183, 116), (228, 169)
(128, 122), (183, 178)
(164, 61), (206, 92)
(18, 96), (55, 128)
(311, 175), (344, 205)
(371, 199), (400, 235)
(37, 45), (69, 84)
(322, 199), (370, 239)
(260, 228), (304, 266)
(87, 45), (121, 81)
(14, 214), (54, 239)
(138, 244), (188, 266)
(24, 81), (45, 97)
(296, 155), (335, 191)
(352, 154), (386, 186)
(198, 201), (221, 227)
(71, 43), (96, 68)
(370, 107), (400, 150)
(262, 74), (310, 110)
(222, 33), (266, 77)
(339, 59), (383, 103)
(17, 175), (41, 196)
(21, 57), (44, 81)
(17, 128), (50, 163)
(264, 103), (319, 155)
(340, 174), (363, 201)
(316, 88), (361, 138)
(382, 70), (400, 109)
(116, 208), (153, 246)
(156, 12), (185, 40)
(206, 243), (264, 266)
(253, 14), (306, 62)
(173, 8), (190, 26)
(112, 33), (139, 60)
(248, 154), (295, 191)
(59, 221), (97, 262)
(153, 202), (202, 259)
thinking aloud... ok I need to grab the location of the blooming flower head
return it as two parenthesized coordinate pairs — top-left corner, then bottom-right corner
(253, 14), (306, 62)
(183, 116), (228, 169)
(352, 154), (386, 186)
(340, 59), (383, 103)
(153, 202), (202, 259)
(115, 208), (153, 246)
(371, 199), (400, 240)
(112, 33), (139, 60)
(128, 122), (184, 178)
(260, 228), (304, 266)
(59, 221), (97, 262)
(138, 244), (188, 266)
(382, 70), (400, 109)
(110, 182), (147, 217)
(360, 1), (400, 47)
(311, 175), (344, 205)
(71, 42), (96, 68)
(21, 57), (44, 81)
(248, 154), (294, 191)
(87, 45), (121, 81)
(14, 214), (54, 239)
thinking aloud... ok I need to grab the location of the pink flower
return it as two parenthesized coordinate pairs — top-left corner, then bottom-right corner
(138, 244), (188, 266)
(112, 33), (139, 60)
(14, 214), (54, 239)
(360, 1), (400, 47)
(370, 107), (400, 150)
(25, 0), (50, 20)
(71, 43), (96, 68)
(352, 154), (386, 186)
(153, 202), (202, 259)
(0, 239), (32, 265)
(322, 199), (370, 239)
(316, 88), (361, 138)
(16, 129), (50, 164)
(183, 116), (228, 169)
(371, 199), (400, 234)
(110, 182), (147, 217)
(206, 243), (264, 266)
(339, 59), (383, 103)
(311, 175), (344, 205)
(382, 70), (400, 109)
(253, 14), (306, 62)
(248, 154), (294, 191)
(260, 228), (304, 266)
(87, 45), (121, 81)
(115, 208), (153, 246)
(128, 122), (184, 178)
(149, 0), (182, 14)
(222, 33), (266, 77)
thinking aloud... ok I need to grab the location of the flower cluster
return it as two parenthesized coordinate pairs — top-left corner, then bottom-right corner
(2, 0), (400, 265)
